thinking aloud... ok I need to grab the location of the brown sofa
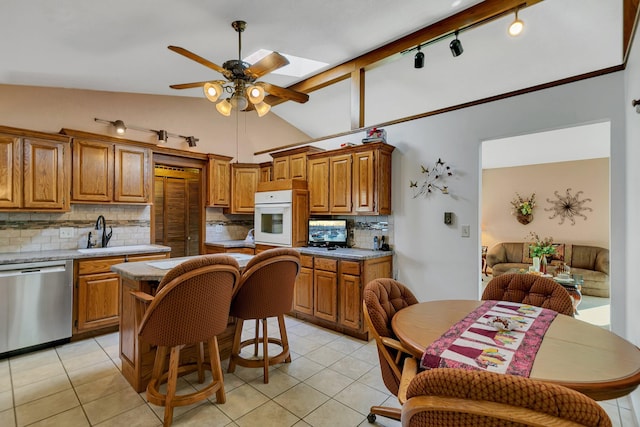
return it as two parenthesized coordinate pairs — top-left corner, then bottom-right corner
(486, 242), (610, 297)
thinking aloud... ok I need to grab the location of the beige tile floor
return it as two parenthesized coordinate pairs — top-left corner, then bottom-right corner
(0, 315), (636, 426)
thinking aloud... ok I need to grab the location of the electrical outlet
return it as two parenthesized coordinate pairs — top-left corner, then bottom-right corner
(444, 212), (452, 225)
(461, 225), (470, 238)
(59, 227), (74, 238)
(214, 224), (224, 233)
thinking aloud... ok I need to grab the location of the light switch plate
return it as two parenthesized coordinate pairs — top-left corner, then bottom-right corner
(461, 225), (470, 238)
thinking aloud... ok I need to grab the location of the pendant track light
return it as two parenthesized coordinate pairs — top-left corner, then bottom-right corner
(94, 118), (198, 147)
(508, 9), (524, 36)
(414, 46), (424, 69)
(449, 31), (463, 57)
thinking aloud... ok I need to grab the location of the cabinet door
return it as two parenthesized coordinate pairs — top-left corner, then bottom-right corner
(114, 144), (150, 203)
(260, 164), (272, 182)
(272, 157), (290, 181)
(76, 272), (121, 332)
(72, 139), (113, 202)
(376, 148), (393, 215)
(289, 153), (307, 180)
(230, 165), (259, 213)
(294, 266), (314, 315)
(339, 273), (361, 330)
(330, 154), (352, 213)
(352, 150), (376, 214)
(23, 138), (70, 210)
(208, 156), (231, 207)
(0, 135), (22, 208)
(314, 269), (338, 322)
(308, 157), (330, 214)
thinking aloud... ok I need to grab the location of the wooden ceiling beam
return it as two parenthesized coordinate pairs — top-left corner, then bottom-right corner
(267, 0), (543, 107)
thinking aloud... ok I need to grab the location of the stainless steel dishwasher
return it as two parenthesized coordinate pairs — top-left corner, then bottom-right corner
(0, 260), (73, 356)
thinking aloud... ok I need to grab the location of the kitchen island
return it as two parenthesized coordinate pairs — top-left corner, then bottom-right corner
(111, 253), (253, 392)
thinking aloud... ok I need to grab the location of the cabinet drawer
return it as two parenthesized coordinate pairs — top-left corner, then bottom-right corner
(314, 257), (337, 272)
(77, 257), (126, 275)
(341, 260), (361, 276)
(227, 247), (255, 255)
(300, 254), (314, 268)
(126, 253), (169, 263)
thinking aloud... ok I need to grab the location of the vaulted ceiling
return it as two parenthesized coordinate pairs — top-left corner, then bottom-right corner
(0, 0), (626, 139)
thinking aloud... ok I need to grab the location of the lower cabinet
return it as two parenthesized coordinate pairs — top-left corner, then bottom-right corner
(74, 252), (169, 335)
(292, 253), (392, 339)
(204, 244), (255, 255)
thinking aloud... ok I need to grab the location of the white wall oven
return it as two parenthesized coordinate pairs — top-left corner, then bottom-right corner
(254, 190), (293, 246)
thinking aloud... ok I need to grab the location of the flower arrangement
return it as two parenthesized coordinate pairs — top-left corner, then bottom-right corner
(511, 193), (536, 216)
(528, 231), (556, 258)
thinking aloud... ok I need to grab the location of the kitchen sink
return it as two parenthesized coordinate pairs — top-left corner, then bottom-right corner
(77, 245), (155, 254)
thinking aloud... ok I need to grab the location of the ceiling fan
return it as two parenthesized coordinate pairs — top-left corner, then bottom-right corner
(168, 20), (309, 117)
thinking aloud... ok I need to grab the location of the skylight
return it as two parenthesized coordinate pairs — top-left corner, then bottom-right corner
(244, 49), (328, 78)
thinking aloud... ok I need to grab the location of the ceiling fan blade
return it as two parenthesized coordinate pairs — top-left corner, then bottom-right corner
(168, 45), (231, 78)
(257, 82), (309, 104)
(245, 52), (289, 79)
(169, 81), (210, 90)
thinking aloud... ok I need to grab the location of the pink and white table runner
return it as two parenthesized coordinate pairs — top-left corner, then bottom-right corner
(420, 300), (557, 377)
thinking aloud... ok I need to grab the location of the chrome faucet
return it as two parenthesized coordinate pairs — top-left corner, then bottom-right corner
(95, 215), (113, 248)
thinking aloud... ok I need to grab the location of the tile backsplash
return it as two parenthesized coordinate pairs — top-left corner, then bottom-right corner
(0, 205), (151, 253)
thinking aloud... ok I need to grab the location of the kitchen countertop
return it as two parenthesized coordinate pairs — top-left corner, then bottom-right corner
(112, 253), (254, 281)
(205, 240), (255, 248)
(0, 244), (171, 265)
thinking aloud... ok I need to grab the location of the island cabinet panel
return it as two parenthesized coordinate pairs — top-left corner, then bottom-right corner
(0, 127), (71, 212)
(290, 254), (392, 340)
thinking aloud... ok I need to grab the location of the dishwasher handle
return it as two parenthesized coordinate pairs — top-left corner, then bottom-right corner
(0, 265), (67, 278)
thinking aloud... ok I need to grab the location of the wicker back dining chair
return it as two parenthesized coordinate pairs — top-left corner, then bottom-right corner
(137, 254), (241, 427)
(401, 367), (612, 427)
(482, 273), (574, 316)
(227, 247), (300, 383)
(363, 278), (420, 423)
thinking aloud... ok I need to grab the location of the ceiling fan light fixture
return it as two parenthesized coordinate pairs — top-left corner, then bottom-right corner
(230, 93), (249, 111)
(216, 99), (232, 116)
(247, 85), (265, 104)
(508, 10), (524, 36)
(203, 82), (223, 102)
(254, 101), (271, 117)
(113, 120), (126, 135)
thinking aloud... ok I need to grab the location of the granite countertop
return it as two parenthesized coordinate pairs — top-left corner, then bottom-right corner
(0, 244), (171, 265)
(296, 246), (393, 260)
(205, 240), (255, 248)
(112, 253), (254, 281)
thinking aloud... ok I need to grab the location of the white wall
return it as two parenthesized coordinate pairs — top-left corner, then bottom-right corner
(624, 19), (640, 420)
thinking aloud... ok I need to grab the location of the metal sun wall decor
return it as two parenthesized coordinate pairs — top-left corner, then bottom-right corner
(545, 188), (593, 225)
(410, 158), (453, 198)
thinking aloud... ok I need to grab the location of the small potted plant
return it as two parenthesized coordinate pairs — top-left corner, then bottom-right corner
(511, 193), (536, 224)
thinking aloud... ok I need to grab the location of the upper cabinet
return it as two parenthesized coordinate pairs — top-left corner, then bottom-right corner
(270, 146), (324, 181)
(229, 163), (260, 214)
(71, 139), (151, 203)
(0, 126), (71, 212)
(259, 161), (272, 182)
(308, 142), (394, 215)
(207, 153), (232, 207)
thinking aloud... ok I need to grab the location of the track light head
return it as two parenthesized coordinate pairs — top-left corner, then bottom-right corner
(186, 136), (198, 147)
(450, 32), (463, 57)
(113, 120), (126, 135)
(156, 130), (168, 143)
(414, 47), (424, 69)
(508, 10), (524, 36)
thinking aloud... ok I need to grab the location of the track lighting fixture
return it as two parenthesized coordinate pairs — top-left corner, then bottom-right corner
(94, 118), (197, 147)
(449, 31), (463, 57)
(414, 46), (424, 69)
(508, 9), (524, 36)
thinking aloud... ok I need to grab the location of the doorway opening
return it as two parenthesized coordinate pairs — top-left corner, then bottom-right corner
(153, 164), (202, 257)
(480, 121), (611, 328)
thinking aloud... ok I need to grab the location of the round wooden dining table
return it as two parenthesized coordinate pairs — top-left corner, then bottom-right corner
(391, 300), (640, 401)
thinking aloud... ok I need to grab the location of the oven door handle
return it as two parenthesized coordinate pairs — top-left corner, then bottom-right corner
(256, 203), (291, 209)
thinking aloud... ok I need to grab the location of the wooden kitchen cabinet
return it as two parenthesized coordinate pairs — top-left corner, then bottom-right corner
(229, 163), (260, 214)
(74, 252), (169, 335)
(0, 126), (71, 212)
(207, 154), (232, 207)
(204, 244), (254, 255)
(291, 253), (393, 339)
(307, 142), (394, 215)
(71, 137), (151, 204)
(270, 146), (324, 181)
(259, 161), (272, 182)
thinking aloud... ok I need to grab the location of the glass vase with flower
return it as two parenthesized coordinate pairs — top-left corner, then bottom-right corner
(528, 232), (555, 273)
